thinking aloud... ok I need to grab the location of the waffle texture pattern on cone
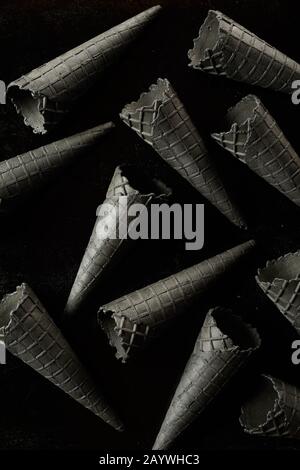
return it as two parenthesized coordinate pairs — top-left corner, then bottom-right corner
(256, 251), (300, 334)
(0, 123), (113, 213)
(240, 375), (300, 438)
(65, 165), (169, 316)
(188, 10), (300, 94)
(99, 240), (255, 362)
(153, 307), (261, 450)
(8, 6), (161, 134)
(0, 284), (123, 431)
(212, 95), (300, 207)
(120, 78), (245, 228)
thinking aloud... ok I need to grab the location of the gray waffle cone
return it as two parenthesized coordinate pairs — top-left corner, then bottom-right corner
(7, 6), (161, 134)
(120, 78), (246, 228)
(0, 123), (113, 213)
(188, 10), (300, 94)
(212, 95), (300, 207)
(99, 239), (255, 362)
(65, 166), (169, 316)
(0, 284), (124, 431)
(240, 375), (300, 438)
(256, 251), (300, 335)
(153, 307), (261, 450)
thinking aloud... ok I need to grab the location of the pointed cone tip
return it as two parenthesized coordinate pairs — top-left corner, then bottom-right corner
(91, 121), (115, 132)
(132, 5), (162, 25)
(78, 121), (115, 139)
(243, 239), (256, 249)
(110, 417), (125, 433)
(145, 4), (162, 14)
(63, 298), (80, 317)
(17, 122), (115, 161)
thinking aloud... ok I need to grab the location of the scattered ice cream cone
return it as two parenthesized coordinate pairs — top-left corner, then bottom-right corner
(8, 6), (162, 134)
(99, 240), (255, 362)
(120, 78), (246, 228)
(256, 251), (300, 335)
(0, 284), (124, 431)
(0, 123), (113, 213)
(64, 165), (170, 316)
(240, 375), (300, 438)
(153, 307), (261, 450)
(188, 10), (300, 94)
(212, 95), (300, 208)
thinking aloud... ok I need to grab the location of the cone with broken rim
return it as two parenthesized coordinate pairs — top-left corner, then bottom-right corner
(188, 10), (300, 94)
(152, 307), (261, 450)
(212, 94), (300, 208)
(120, 77), (245, 228)
(7, 6), (161, 134)
(0, 122), (113, 214)
(240, 375), (300, 438)
(256, 251), (300, 335)
(64, 165), (170, 316)
(0, 283), (124, 431)
(98, 239), (255, 363)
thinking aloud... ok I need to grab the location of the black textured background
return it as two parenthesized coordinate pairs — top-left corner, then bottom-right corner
(0, 0), (300, 452)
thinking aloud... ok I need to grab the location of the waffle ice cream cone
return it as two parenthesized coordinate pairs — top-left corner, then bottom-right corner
(120, 78), (245, 228)
(99, 239), (255, 362)
(153, 307), (261, 450)
(7, 6), (161, 134)
(65, 165), (170, 316)
(240, 375), (300, 438)
(0, 284), (123, 431)
(188, 10), (300, 94)
(212, 95), (300, 207)
(0, 123), (113, 213)
(256, 251), (300, 335)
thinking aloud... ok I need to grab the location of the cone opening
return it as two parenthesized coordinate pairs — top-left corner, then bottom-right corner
(103, 313), (127, 359)
(226, 95), (259, 127)
(99, 308), (151, 362)
(212, 95), (260, 155)
(116, 165), (171, 198)
(8, 86), (46, 134)
(240, 376), (279, 431)
(258, 252), (300, 284)
(188, 10), (220, 66)
(99, 310), (129, 362)
(213, 309), (260, 350)
(121, 78), (171, 116)
(0, 285), (26, 329)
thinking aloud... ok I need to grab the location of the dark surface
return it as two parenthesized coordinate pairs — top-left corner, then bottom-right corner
(0, 0), (300, 451)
